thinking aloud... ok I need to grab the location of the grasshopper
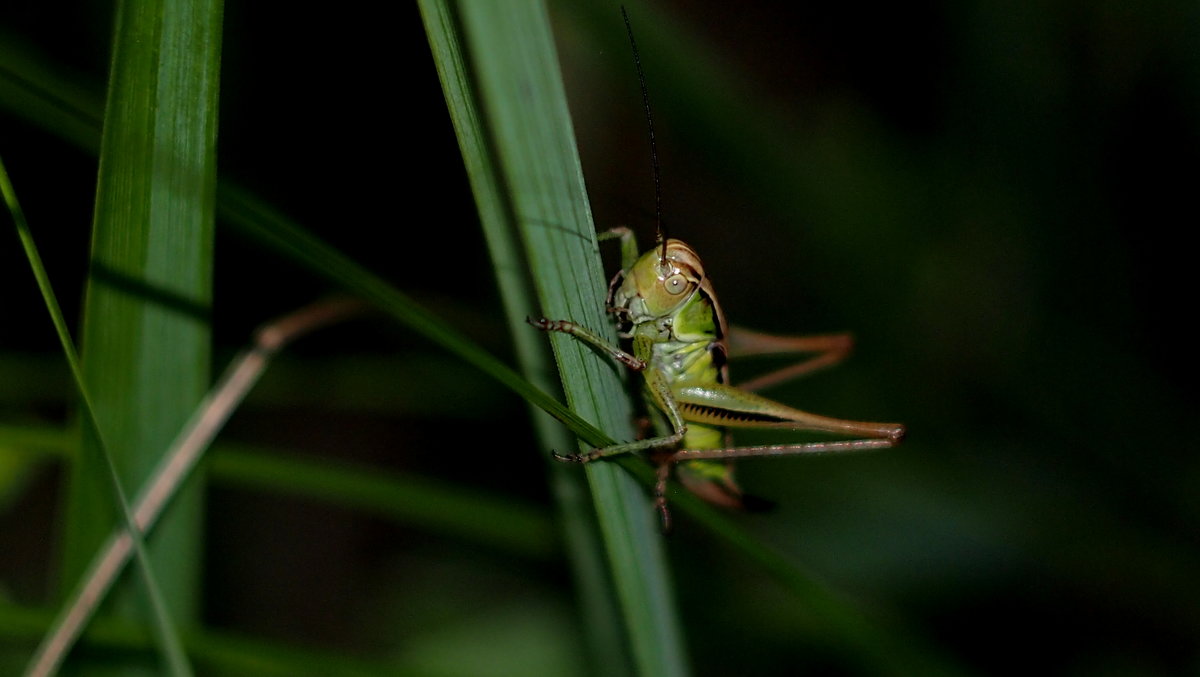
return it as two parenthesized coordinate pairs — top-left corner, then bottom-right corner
(530, 9), (905, 529)
(529, 232), (905, 528)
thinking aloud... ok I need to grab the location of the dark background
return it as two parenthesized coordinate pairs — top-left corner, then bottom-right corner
(2, 1), (1198, 675)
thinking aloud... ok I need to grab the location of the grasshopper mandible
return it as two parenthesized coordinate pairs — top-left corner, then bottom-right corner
(530, 8), (904, 529)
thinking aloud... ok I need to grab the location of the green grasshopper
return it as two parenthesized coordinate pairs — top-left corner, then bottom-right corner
(530, 9), (904, 529)
(529, 231), (905, 528)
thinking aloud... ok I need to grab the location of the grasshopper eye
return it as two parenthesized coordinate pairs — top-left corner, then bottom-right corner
(664, 274), (688, 295)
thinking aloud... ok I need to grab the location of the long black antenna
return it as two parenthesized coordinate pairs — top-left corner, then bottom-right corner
(621, 6), (667, 266)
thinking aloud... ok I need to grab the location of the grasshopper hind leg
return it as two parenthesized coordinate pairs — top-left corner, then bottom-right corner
(726, 328), (856, 393)
(652, 457), (775, 532)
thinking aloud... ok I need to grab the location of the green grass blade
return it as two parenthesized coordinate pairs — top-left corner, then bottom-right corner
(0, 38), (103, 154)
(217, 186), (613, 445)
(0, 421), (558, 562)
(417, 2), (631, 674)
(0, 601), (417, 677)
(209, 443), (557, 558)
(1, 157), (191, 677)
(447, 3), (689, 675)
(54, 0), (223, 673)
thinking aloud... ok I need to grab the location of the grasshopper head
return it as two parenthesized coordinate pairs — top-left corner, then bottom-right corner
(611, 239), (706, 324)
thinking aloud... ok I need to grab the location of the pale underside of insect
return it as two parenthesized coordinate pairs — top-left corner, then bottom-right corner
(530, 228), (905, 529)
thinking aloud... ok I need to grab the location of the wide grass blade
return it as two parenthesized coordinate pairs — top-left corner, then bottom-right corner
(440, 3), (690, 676)
(53, 0), (223, 673)
(418, 1), (631, 675)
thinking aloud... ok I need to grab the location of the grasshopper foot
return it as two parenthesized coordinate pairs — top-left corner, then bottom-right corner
(551, 450), (588, 463)
(656, 501), (673, 534)
(527, 317), (575, 333)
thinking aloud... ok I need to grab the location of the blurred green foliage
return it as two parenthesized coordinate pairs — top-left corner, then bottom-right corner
(2, 0), (1197, 675)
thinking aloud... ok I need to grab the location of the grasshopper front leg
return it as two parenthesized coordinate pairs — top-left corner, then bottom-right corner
(526, 317), (645, 371)
(596, 226), (641, 272)
(528, 319), (688, 461)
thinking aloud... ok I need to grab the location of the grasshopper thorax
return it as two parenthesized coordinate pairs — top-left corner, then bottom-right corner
(611, 239), (707, 326)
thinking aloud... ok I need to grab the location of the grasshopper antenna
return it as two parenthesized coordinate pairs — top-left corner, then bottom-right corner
(621, 6), (667, 268)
